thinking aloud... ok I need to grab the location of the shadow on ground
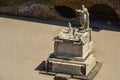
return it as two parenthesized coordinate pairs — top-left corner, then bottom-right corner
(0, 14), (120, 32)
(35, 61), (45, 71)
(91, 19), (120, 32)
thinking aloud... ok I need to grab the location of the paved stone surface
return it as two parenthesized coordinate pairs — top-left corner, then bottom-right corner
(0, 15), (120, 80)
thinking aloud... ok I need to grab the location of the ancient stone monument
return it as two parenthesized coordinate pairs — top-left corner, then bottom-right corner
(40, 5), (102, 80)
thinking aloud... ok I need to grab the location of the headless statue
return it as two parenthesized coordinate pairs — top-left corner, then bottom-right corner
(68, 22), (74, 38)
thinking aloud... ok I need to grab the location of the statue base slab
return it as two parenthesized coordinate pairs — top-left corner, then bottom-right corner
(46, 54), (96, 76)
(39, 60), (102, 80)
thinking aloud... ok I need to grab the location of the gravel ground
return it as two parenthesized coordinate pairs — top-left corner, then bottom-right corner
(0, 15), (120, 80)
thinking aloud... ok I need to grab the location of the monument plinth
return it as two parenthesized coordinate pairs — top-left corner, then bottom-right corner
(46, 27), (96, 76)
(53, 28), (93, 60)
(39, 5), (102, 80)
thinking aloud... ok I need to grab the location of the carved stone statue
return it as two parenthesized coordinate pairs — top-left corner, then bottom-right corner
(76, 5), (90, 30)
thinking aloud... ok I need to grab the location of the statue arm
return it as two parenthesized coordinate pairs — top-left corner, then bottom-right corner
(76, 9), (83, 13)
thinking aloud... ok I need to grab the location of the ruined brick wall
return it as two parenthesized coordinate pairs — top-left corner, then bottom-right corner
(0, 0), (120, 21)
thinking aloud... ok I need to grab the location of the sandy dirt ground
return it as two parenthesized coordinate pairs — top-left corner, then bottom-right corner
(0, 15), (120, 80)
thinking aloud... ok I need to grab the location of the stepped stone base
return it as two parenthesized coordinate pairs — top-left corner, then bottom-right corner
(39, 61), (102, 80)
(39, 26), (102, 80)
(46, 54), (96, 76)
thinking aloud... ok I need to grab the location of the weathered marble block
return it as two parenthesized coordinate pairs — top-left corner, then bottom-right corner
(46, 54), (96, 76)
(53, 30), (93, 59)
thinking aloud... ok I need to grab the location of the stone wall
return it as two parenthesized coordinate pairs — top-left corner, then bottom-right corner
(0, 1), (61, 19)
(0, 0), (120, 21)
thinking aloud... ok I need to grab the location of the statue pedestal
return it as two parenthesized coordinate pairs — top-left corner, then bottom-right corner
(40, 28), (102, 80)
(53, 29), (93, 60)
(47, 54), (96, 76)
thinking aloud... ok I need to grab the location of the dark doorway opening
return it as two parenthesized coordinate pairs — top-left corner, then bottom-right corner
(55, 6), (76, 19)
(89, 4), (119, 20)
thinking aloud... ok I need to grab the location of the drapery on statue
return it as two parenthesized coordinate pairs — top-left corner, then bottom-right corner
(76, 5), (90, 30)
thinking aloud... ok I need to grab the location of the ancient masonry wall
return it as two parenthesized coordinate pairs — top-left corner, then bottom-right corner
(0, 0), (120, 20)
